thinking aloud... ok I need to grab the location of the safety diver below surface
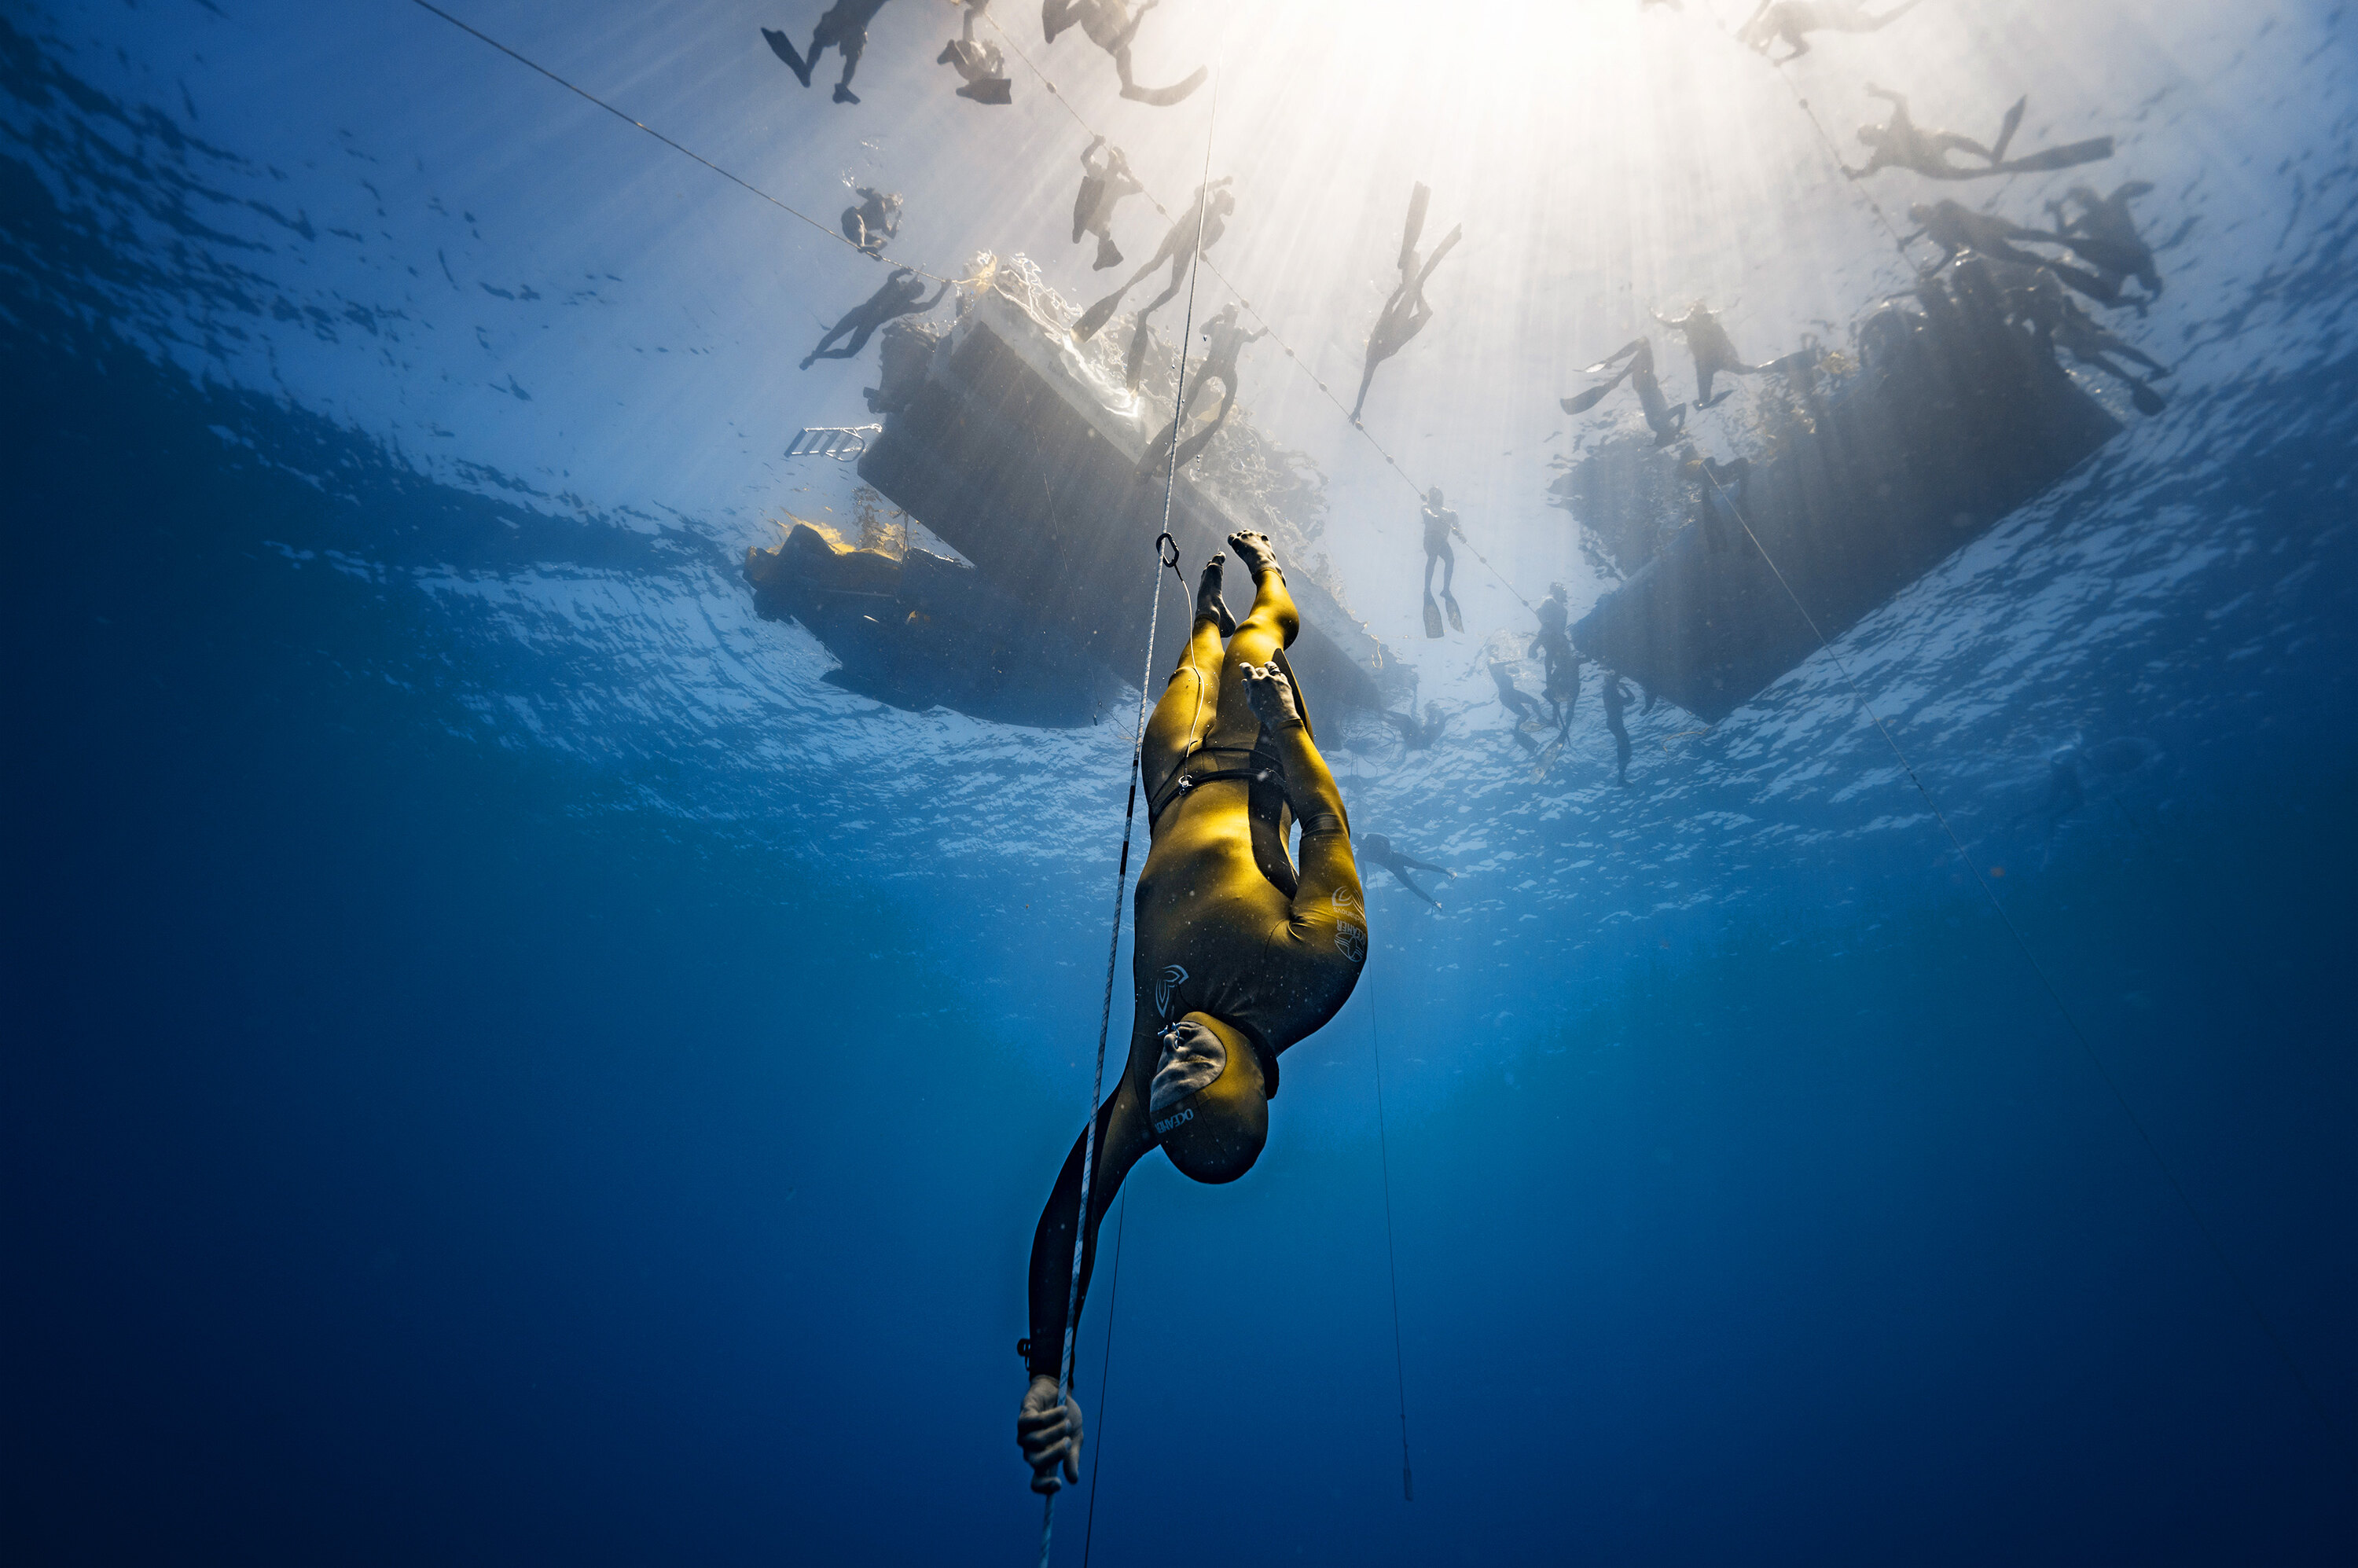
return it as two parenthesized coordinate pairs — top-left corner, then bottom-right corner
(1016, 531), (1368, 1492)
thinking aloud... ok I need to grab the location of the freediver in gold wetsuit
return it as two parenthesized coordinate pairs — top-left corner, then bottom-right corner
(1015, 530), (1367, 1492)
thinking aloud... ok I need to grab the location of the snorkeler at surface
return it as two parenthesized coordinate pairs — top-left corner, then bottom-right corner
(839, 187), (902, 258)
(1042, 0), (1208, 106)
(1352, 183), (1462, 424)
(800, 268), (949, 369)
(1382, 702), (1449, 753)
(937, 0), (1013, 102)
(1358, 832), (1453, 911)
(1845, 85), (2113, 183)
(1562, 337), (1687, 446)
(763, 0), (891, 105)
(1738, 0), (1922, 61)
(1600, 669), (1634, 786)
(2011, 266), (2171, 414)
(1072, 136), (1145, 271)
(2046, 183), (2165, 307)
(1071, 178), (1236, 361)
(1015, 531), (1365, 1493)
(1653, 303), (1812, 409)
(1908, 200), (2119, 305)
(1419, 487), (1465, 636)
(1491, 661), (1552, 753)
(1533, 584), (1579, 733)
(1677, 445), (1754, 553)
(1135, 303), (1265, 481)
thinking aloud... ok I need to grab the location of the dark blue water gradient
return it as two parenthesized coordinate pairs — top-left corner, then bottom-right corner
(3, 11), (2354, 1568)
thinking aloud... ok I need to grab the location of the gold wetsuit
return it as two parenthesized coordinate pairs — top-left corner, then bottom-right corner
(1023, 557), (1366, 1379)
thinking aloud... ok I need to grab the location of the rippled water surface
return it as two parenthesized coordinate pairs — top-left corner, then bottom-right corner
(5, 3), (2352, 1564)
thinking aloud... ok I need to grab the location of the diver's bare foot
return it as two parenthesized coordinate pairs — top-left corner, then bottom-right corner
(1195, 553), (1236, 634)
(1225, 530), (1280, 584)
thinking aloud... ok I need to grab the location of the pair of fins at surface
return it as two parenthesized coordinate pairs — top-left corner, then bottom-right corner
(1422, 590), (1463, 638)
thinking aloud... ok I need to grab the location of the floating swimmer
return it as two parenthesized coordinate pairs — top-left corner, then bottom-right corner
(1041, 0), (1208, 106)
(1072, 178), (1236, 389)
(1562, 337), (1688, 446)
(1651, 302), (1815, 409)
(839, 186), (902, 258)
(1532, 584), (1579, 733)
(1381, 701), (1450, 753)
(1677, 446), (1754, 553)
(762, 0), (891, 105)
(1907, 200), (2119, 306)
(1599, 669), (1634, 786)
(1844, 84), (2113, 182)
(1417, 487), (1466, 637)
(1135, 303), (1265, 482)
(937, 0), (1012, 103)
(1358, 832), (1454, 912)
(2046, 182), (2166, 307)
(2011, 266), (2172, 415)
(799, 267), (949, 369)
(1016, 532), (1364, 1493)
(1490, 660), (1553, 754)
(1352, 183), (1462, 424)
(1739, 0), (1923, 63)
(1071, 135), (1145, 271)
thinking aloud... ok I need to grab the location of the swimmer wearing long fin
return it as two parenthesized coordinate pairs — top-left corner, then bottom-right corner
(1016, 531), (1366, 1493)
(763, 0), (891, 105)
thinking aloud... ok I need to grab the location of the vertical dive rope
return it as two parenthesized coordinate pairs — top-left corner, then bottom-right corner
(1040, 83), (1221, 1568)
(1370, 1002), (1415, 1501)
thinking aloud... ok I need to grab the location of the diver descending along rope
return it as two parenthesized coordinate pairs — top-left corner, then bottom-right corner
(1370, 1003), (1415, 1502)
(404, 0), (966, 288)
(1039, 83), (1220, 1568)
(977, 9), (1533, 616)
(1695, 466), (2356, 1467)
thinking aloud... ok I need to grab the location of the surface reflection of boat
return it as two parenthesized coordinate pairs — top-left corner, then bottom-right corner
(746, 522), (1121, 727)
(854, 267), (1387, 715)
(1574, 262), (2125, 722)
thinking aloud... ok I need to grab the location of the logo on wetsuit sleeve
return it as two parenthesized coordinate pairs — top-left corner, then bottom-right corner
(1155, 964), (1188, 1019)
(1153, 1107), (1195, 1137)
(1331, 889), (1367, 964)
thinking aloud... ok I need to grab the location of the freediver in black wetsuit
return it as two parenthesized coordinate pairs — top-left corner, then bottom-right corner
(1652, 303), (1813, 410)
(1491, 661), (1552, 755)
(1562, 337), (1687, 446)
(1135, 303), (1265, 480)
(1071, 178), (1236, 387)
(1419, 487), (1466, 637)
(1600, 669), (1633, 786)
(801, 268), (950, 369)
(1533, 584), (1579, 733)
(1358, 832), (1453, 911)
(1845, 85), (2112, 183)
(1907, 200), (2119, 305)
(938, 0), (1013, 102)
(2011, 267), (2171, 414)
(1041, 0), (1207, 106)
(764, 0), (892, 105)
(2046, 183), (2167, 308)
(1072, 136), (1145, 271)
(1353, 183), (1462, 424)
(840, 187), (902, 258)
(1738, 0), (1923, 61)
(1382, 702), (1449, 753)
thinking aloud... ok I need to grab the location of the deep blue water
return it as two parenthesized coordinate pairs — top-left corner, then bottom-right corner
(4, 4), (2354, 1564)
